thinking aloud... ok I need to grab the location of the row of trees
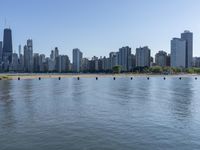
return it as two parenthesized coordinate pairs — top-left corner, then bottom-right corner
(112, 66), (200, 74)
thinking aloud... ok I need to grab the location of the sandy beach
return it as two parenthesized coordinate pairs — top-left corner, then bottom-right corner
(0, 73), (199, 80)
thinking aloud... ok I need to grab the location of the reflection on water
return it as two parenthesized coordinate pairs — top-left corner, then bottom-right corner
(169, 78), (194, 121)
(0, 81), (13, 103)
(0, 77), (200, 150)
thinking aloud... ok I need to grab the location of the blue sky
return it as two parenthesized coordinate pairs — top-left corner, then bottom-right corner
(0, 0), (200, 60)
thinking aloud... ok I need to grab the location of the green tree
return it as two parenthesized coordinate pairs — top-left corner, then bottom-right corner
(149, 66), (163, 73)
(186, 68), (195, 74)
(112, 65), (121, 73)
(171, 67), (182, 74)
(194, 68), (200, 73)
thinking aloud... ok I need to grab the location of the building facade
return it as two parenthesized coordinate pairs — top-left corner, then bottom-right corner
(136, 46), (151, 67)
(72, 48), (83, 72)
(155, 51), (167, 67)
(181, 30), (193, 68)
(2, 28), (13, 63)
(109, 52), (118, 69)
(171, 38), (186, 68)
(23, 39), (33, 72)
(118, 46), (132, 71)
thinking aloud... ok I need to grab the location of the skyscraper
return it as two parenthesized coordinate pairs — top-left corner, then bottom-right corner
(18, 45), (22, 56)
(0, 41), (2, 63)
(73, 48), (83, 72)
(136, 46), (151, 67)
(109, 52), (118, 69)
(51, 47), (59, 71)
(181, 30), (193, 68)
(155, 51), (167, 67)
(3, 28), (13, 63)
(118, 46), (132, 71)
(33, 53), (40, 72)
(11, 53), (19, 71)
(24, 39), (33, 72)
(56, 55), (70, 73)
(171, 38), (186, 68)
(39, 54), (46, 72)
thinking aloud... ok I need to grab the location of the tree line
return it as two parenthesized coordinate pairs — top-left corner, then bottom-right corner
(112, 66), (200, 74)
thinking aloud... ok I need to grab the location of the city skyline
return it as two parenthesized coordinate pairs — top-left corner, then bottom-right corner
(1, 0), (200, 59)
(0, 27), (199, 73)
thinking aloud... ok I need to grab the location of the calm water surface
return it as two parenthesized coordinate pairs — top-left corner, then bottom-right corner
(0, 77), (200, 150)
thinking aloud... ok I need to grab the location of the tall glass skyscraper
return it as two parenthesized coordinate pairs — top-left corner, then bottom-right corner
(181, 31), (193, 68)
(3, 28), (13, 63)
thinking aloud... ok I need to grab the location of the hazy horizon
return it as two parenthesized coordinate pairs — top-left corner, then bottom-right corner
(1, 0), (200, 60)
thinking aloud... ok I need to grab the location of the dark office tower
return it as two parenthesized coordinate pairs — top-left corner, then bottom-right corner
(0, 41), (2, 62)
(3, 28), (13, 63)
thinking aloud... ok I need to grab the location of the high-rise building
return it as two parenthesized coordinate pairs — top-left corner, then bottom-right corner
(98, 57), (104, 71)
(118, 46), (132, 71)
(24, 45), (29, 72)
(131, 54), (136, 69)
(109, 52), (118, 69)
(11, 53), (19, 71)
(27, 39), (33, 71)
(136, 46), (151, 67)
(18, 45), (22, 56)
(82, 58), (90, 72)
(33, 53), (40, 72)
(181, 30), (193, 68)
(72, 48), (83, 72)
(0, 41), (2, 63)
(46, 57), (55, 72)
(23, 39), (33, 72)
(54, 47), (59, 59)
(55, 55), (70, 73)
(51, 47), (59, 60)
(171, 38), (186, 68)
(39, 54), (46, 72)
(166, 54), (171, 67)
(3, 28), (13, 63)
(193, 57), (200, 67)
(155, 51), (167, 67)
(89, 56), (99, 71)
(51, 47), (59, 71)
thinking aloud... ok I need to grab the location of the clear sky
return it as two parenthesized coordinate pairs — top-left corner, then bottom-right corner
(0, 0), (200, 60)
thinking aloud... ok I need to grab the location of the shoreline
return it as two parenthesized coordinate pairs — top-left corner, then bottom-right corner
(0, 73), (199, 80)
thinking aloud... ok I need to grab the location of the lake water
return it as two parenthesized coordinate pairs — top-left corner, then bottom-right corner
(0, 77), (200, 150)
